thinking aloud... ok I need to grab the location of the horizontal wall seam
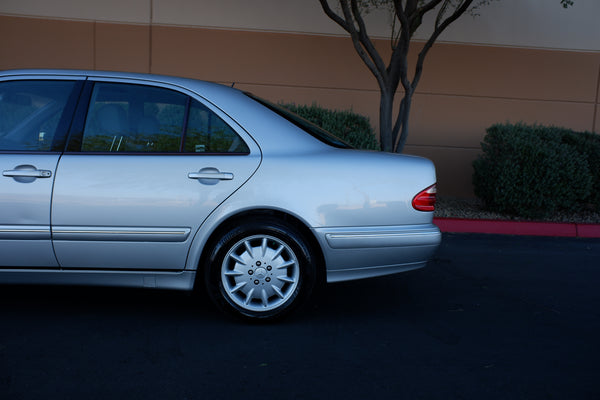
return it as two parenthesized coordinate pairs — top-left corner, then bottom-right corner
(415, 91), (598, 105)
(405, 144), (480, 151)
(0, 12), (152, 26)
(2, 13), (600, 53)
(233, 81), (598, 105)
(154, 23), (600, 53)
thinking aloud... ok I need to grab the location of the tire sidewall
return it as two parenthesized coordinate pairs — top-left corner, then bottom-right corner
(205, 218), (316, 320)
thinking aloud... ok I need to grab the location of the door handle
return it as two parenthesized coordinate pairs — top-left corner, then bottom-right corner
(188, 172), (234, 180)
(3, 169), (52, 178)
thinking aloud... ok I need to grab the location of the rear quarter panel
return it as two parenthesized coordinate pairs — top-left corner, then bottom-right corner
(219, 148), (437, 228)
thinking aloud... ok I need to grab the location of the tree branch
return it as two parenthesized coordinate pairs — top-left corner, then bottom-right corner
(388, 0), (411, 90)
(349, 0), (388, 79)
(319, 0), (387, 90)
(318, 0), (353, 32)
(319, 0), (492, 153)
(412, 0), (474, 91)
(417, 0), (444, 16)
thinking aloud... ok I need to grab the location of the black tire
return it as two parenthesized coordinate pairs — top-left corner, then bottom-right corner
(205, 218), (317, 321)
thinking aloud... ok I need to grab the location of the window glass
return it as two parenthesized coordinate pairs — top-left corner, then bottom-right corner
(184, 99), (249, 154)
(81, 82), (187, 152)
(0, 80), (76, 151)
(245, 93), (353, 149)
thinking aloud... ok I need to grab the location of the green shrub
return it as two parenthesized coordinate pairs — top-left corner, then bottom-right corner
(281, 103), (379, 150)
(561, 130), (600, 207)
(473, 123), (597, 219)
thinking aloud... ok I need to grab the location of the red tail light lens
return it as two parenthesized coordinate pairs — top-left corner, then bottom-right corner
(412, 184), (437, 212)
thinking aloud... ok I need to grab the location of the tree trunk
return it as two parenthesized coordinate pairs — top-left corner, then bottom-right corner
(394, 91), (413, 153)
(319, 0), (483, 155)
(379, 89), (394, 152)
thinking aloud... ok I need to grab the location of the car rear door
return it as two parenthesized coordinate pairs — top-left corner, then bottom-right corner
(0, 77), (82, 268)
(51, 79), (261, 270)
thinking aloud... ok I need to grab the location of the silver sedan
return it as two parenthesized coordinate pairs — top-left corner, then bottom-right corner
(0, 69), (441, 320)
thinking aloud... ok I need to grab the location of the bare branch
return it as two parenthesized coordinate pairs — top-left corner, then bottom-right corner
(416, 0), (444, 16)
(404, 0), (419, 15)
(343, 2), (387, 88)
(318, 0), (499, 152)
(349, 0), (388, 78)
(319, 0), (387, 89)
(387, 1), (412, 93)
(435, 0), (451, 29)
(412, 0), (474, 91)
(318, 0), (353, 32)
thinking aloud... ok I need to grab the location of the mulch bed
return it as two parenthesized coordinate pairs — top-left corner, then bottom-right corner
(434, 197), (600, 224)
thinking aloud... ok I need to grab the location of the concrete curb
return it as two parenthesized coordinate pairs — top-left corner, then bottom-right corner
(433, 217), (600, 238)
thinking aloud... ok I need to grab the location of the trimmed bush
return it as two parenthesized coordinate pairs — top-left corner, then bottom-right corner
(561, 130), (600, 207)
(473, 123), (598, 219)
(281, 103), (379, 150)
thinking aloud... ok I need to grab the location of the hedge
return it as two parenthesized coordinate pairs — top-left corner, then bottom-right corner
(473, 123), (599, 219)
(281, 103), (379, 150)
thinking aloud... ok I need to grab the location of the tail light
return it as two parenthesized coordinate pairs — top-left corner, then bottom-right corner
(412, 184), (437, 212)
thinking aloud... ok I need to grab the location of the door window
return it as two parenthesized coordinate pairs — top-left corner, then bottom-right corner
(80, 82), (249, 154)
(0, 80), (77, 151)
(82, 82), (187, 152)
(184, 99), (249, 153)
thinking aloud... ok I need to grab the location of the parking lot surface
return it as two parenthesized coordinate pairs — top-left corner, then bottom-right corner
(1, 233), (599, 399)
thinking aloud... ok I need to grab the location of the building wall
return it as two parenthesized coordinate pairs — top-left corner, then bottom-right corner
(1, 0), (599, 197)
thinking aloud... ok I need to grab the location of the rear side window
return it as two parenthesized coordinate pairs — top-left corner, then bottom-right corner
(184, 99), (249, 153)
(0, 80), (77, 151)
(244, 93), (353, 149)
(80, 82), (249, 154)
(82, 82), (187, 152)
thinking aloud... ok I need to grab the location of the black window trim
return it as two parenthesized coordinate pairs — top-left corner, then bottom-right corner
(0, 78), (85, 153)
(244, 92), (353, 150)
(65, 80), (251, 156)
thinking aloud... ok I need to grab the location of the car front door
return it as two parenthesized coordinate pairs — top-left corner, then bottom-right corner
(0, 78), (81, 268)
(51, 80), (260, 270)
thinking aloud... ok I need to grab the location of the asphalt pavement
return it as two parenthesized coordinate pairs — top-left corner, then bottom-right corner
(1, 233), (599, 400)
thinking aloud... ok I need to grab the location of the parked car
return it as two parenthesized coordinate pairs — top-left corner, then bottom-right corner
(0, 69), (441, 320)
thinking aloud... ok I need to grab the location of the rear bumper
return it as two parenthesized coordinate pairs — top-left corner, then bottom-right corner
(314, 224), (441, 283)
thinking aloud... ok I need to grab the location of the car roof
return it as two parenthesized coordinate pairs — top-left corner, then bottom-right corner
(0, 68), (234, 99)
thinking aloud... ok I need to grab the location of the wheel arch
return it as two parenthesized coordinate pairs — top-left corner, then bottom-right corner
(193, 208), (326, 289)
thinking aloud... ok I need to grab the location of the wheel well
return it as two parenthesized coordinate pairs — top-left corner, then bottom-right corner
(195, 209), (326, 288)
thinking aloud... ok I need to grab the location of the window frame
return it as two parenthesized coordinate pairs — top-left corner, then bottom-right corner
(244, 92), (353, 150)
(65, 78), (252, 156)
(0, 77), (84, 153)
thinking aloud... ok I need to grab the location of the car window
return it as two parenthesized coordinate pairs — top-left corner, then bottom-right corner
(80, 82), (249, 154)
(184, 99), (249, 154)
(81, 82), (187, 152)
(244, 93), (353, 149)
(0, 80), (77, 151)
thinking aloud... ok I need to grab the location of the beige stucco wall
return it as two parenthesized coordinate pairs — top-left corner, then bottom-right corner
(3, 0), (600, 51)
(1, 0), (599, 197)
